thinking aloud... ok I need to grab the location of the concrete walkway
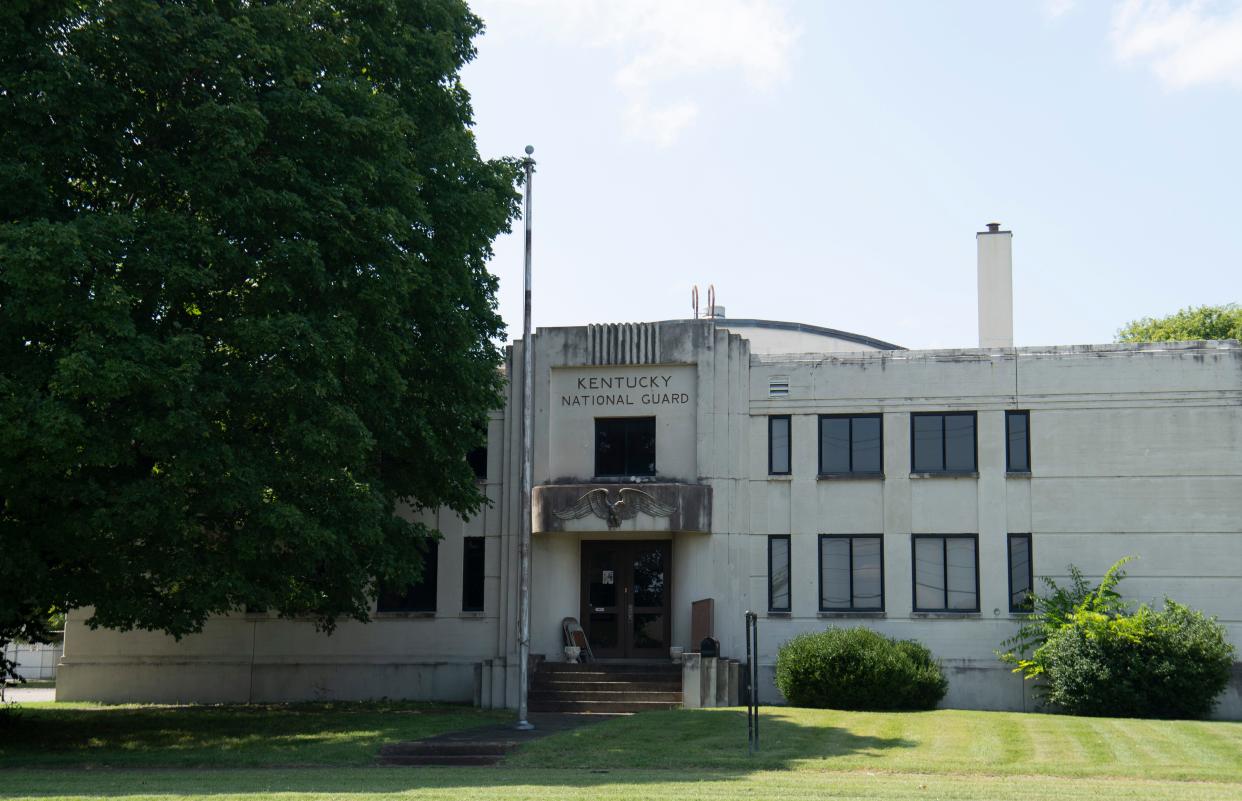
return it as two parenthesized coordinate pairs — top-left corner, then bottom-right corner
(2, 686), (55, 703)
(378, 712), (623, 766)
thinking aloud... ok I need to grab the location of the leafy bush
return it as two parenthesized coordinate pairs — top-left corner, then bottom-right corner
(775, 627), (947, 711)
(999, 556), (1235, 719)
(1040, 602), (1234, 719)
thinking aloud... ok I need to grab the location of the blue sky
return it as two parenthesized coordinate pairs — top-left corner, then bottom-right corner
(462, 1), (1242, 349)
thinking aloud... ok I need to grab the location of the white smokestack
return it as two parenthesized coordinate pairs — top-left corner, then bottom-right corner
(977, 222), (1013, 348)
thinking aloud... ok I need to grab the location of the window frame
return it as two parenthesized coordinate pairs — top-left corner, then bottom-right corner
(909, 411), (978, 474)
(1007, 533), (1034, 613)
(910, 533), (980, 613)
(462, 536), (486, 613)
(594, 416), (657, 478)
(377, 539), (439, 614)
(768, 415), (792, 476)
(767, 535), (791, 613)
(818, 534), (885, 612)
(817, 413), (884, 477)
(1005, 410), (1031, 474)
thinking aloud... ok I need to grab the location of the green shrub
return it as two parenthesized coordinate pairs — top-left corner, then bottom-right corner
(999, 556), (1236, 719)
(1040, 601), (1234, 719)
(775, 627), (947, 711)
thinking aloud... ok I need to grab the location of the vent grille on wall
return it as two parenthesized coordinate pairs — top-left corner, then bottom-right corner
(769, 377), (790, 397)
(589, 323), (662, 365)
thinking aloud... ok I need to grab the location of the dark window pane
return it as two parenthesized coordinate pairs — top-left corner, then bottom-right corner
(946, 537), (977, 609)
(820, 538), (851, 609)
(852, 417), (882, 473)
(1007, 412), (1029, 472)
(587, 548), (618, 608)
(595, 419), (625, 476)
(595, 418), (656, 476)
(769, 416), (791, 474)
(852, 537), (883, 608)
(914, 538), (944, 610)
(467, 445), (487, 479)
(588, 612), (618, 649)
(769, 536), (790, 611)
(462, 537), (485, 612)
(944, 414), (975, 471)
(628, 419), (656, 475)
(378, 540), (439, 612)
(632, 548), (666, 607)
(632, 613), (665, 649)
(1010, 535), (1032, 610)
(819, 417), (850, 473)
(912, 415), (944, 472)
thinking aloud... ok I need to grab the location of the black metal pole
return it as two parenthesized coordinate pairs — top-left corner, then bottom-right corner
(744, 611), (753, 753)
(745, 613), (755, 750)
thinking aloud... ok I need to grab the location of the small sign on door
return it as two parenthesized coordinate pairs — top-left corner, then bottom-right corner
(602, 569), (614, 585)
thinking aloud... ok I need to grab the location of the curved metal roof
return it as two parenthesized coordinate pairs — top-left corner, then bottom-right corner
(711, 318), (905, 351)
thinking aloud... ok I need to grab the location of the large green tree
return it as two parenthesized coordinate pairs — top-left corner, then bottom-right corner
(1117, 304), (1242, 343)
(0, 0), (518, 677)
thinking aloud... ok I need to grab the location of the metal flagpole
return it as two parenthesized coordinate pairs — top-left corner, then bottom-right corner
(515, 145), (536, 731)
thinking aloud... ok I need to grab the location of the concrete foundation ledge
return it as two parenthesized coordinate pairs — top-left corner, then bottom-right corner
(57, 659), (482, 704)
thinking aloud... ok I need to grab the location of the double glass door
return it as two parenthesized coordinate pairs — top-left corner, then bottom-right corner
(580, 540), (671, 659)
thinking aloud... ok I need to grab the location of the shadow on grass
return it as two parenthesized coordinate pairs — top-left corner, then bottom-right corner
(0, 701), (507, 769)
(1, 708), (918, 796)
(508, 707), (917, 772)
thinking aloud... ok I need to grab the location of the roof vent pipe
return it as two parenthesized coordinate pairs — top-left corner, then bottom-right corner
(977, 223), (1013, 348)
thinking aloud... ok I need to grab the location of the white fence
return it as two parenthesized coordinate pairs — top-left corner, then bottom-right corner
(3, 640), (63, 681)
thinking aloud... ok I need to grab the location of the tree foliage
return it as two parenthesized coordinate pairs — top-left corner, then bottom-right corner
(1117, 304), (1242, 343)
(0, 0), (519, 678)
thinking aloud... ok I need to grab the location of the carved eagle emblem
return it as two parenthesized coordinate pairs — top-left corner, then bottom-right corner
(552, 488), (676, 529)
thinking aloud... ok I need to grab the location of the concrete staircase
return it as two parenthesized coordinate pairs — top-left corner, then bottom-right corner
(529, 661), (683, 714)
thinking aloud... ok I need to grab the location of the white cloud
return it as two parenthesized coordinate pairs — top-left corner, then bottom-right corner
(1045, 0), (1078, 19)
(472, 0), (799, 146)
(1111, 0), (1242, 88)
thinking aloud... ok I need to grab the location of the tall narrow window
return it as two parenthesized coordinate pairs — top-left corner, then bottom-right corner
(768, 415), (791, 475)
(912, 535), (978, 612)
(378, 540), (439, 613)
(819, 535), (884, 611)
(595, 417), (656, 477)
(911, 412), (977, 473)
(462, 537), (486, 612)
(1008, 534), (1033, 612)
(1006, 411), (1030, 473)
(768, 535), (791, 613)
(819, 414), (883, 475)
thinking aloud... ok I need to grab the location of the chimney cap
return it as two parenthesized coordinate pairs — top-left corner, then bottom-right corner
(986, 222), (1001, 233)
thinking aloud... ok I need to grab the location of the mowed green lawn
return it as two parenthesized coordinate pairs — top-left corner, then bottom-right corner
(4, 703), (1242, 801)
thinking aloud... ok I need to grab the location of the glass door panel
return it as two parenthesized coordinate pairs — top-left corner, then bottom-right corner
(628, 542), (671, 657)
(582, 544), (624, 657)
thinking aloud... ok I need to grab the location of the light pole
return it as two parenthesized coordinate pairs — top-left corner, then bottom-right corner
(515, 145), (535, 731)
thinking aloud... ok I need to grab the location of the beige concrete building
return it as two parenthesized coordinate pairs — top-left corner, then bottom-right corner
(59, 228), (1242, 717)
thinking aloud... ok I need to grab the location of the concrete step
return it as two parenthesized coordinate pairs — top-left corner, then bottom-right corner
(531, 689), (682, 702)
(539, 662), (681, 674)
(532, 678), (681, 691)
(377, 753), (503, 767)
(528, 699), (682, 714)
(535, 671), (681, 683)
